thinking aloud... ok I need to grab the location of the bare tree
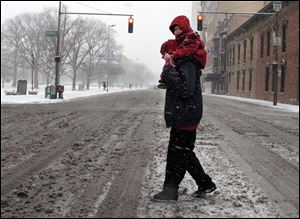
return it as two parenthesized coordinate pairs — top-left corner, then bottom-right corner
(1, 17), (23, 87)
(83, 20), (108, 90)
(2, 5), (141, 91)
(38, 6), (74, 85)
(57, 5), (79, 83)
(17, 13), (45, 89)
(37, 8), (59, 85)
(66, 17), (96, 90)
(1, 40), (13, 88)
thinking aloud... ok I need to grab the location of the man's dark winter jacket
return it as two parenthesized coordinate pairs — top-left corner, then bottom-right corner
(161, 60), (203, 128)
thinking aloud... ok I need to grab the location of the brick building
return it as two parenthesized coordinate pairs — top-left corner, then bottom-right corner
(192, 1), (265, 94)
(225, 1), (299, 104)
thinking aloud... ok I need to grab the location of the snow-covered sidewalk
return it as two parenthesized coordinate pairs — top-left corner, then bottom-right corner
(204, 93), (299, 113)
(1, 84), (147, 104)
(1, 84), (299, 114)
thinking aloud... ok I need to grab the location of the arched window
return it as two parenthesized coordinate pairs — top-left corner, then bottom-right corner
(238, 44), (241, 65)
(237, 71), (240, 90)
(250, 37), (254, 61)
(242, 70), (246, 90)
(266, 30), (271, 56)
(282, 23), (287, 53)
(265, 65), (270, 92)
(249, 68), (252, 91)
(243, 40), (247, 63)
(260, 32), (265, 58)
(280, 60), (287, 92)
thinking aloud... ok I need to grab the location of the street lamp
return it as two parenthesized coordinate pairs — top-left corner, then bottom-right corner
(107, 24), (116, 93)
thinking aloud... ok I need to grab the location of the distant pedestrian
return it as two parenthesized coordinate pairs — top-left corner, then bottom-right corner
(152, 15), (216, 202)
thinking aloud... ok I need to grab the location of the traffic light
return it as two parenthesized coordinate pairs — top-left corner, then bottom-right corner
(197, 14), (203, 31)
(128, 16), (134, 33)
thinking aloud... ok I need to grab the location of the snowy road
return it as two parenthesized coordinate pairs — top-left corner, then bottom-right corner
(1, 89), (299, 218)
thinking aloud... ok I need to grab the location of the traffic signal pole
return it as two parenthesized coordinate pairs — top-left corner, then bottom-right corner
(197, 11), (275, 16)
(196, 11), (275, 31)
(54, 1), (133, 98)
(54, 1), (62, 98)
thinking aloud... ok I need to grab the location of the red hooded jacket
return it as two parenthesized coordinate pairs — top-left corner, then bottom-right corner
(160, 39), (178, 55)
(169, 15), (207, 69)
(160, 39), (178, 74)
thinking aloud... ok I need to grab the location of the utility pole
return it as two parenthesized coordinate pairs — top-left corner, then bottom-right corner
(272, 1), (282, 106)
(54, 1), (62, 99)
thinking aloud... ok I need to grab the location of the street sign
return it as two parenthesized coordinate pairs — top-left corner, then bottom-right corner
(273, 37), (281, 46)
(278, 69), (281, 77)
(46, 30), (57, 37)
(273, 1), (282, 12)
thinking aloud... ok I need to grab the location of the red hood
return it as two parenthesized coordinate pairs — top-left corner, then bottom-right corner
(169, 15), (192, 34)
(160, 39), (178, 55)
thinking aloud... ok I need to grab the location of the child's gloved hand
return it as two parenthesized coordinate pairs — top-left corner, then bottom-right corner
(163, 53), (172, 61)
(164, 53), (176, 67)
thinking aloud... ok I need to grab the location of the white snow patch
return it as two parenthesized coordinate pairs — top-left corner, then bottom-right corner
(204, 93), (299, 113)
(1, 83), (147, 104)
(137, 117), (284, 218)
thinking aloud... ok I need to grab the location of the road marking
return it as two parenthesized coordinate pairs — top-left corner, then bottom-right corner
(87, 176), (114, 217)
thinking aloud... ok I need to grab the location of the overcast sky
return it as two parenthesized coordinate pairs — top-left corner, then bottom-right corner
(1, 1), (193, 77)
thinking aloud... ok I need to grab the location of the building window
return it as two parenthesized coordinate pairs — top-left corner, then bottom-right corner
(243, 40), (247, 63)
(227, 50), (230, 67)
(260, 32), (264, 58)
(250, 37), (254, 61)
(237, 71), (240, 90)
(242, 70), (246, 90)
(233, 47), (235, 66)
(214, 57), (218, 68)
(229, 50), (232, 66)
(282, 24), (287, 53)
(249, 68), (252, 91)
(280, 62), (286, 92)
(221, 55), (225, 69)
(272, 64), (277, 92)
(267, 30), (271, 56)
(238, 44), (241, 64)
(265, 66), (270, 91)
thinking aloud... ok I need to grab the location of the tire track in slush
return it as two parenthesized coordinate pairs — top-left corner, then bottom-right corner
(1, 110), (130, 218)
(1, 90), (165, 218)
(1, 112), (90, 172)
(1, 111), (113, 197)
(94, 112), (155, 218)
(205, 104), (299, 217)
(64, 110), (143, 217)
(66, 109), (152, 217)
